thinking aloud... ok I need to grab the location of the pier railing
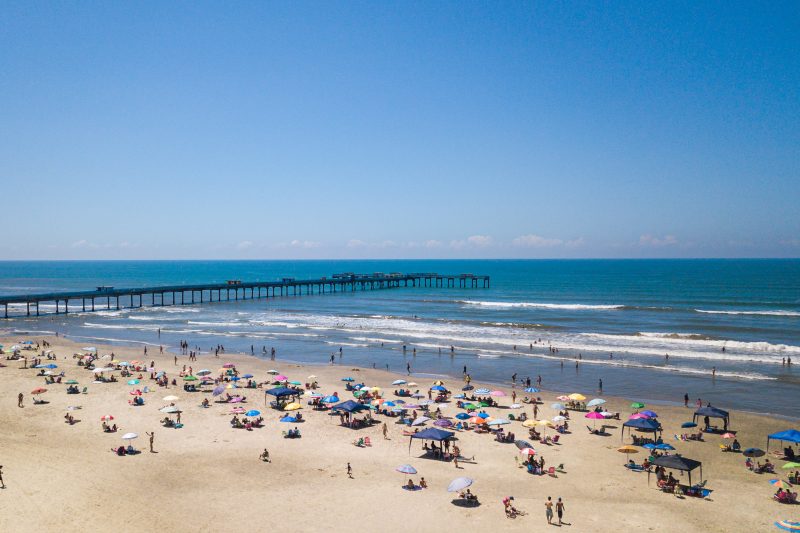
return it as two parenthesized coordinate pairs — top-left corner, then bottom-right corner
(0, 272), (489, 318)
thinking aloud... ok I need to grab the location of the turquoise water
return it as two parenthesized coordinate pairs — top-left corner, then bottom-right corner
(1, 260), (799, 418)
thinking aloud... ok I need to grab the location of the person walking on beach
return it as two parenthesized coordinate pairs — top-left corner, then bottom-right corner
(545, 496), (554, 524)
(684, 393), (689, 407)
(347, 462), (353, 478)
(0, 465), (4, 489)
(556, 497), (565, 525)
(598, 378), (603, 393)
(383, 422), (389, 440)
(407, 363), (411, 375)
(18, 393), (23, 408)
(146, 431), (155, 453)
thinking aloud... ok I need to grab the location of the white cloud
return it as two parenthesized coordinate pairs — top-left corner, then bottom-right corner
(424, 240), (443, 248)
(467, 235), (493, 247)
(290, 239), (320, 249)
(236, 240), (254, 250)
(565, 237), (585, 248)
(639, 234), (678, 246)
(512, 234), (563, 247)
(347, 239), (367, 248)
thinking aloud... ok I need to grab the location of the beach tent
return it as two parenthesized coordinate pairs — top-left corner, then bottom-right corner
(331, 400), (370, 414)
(648, 454), (703, 486)
(767, 429), (800, 452)
(409, 427), (455, 455)
(266, 387), (299, 398)
(693, 406), (730, 431)
(621, 418), (661, 441)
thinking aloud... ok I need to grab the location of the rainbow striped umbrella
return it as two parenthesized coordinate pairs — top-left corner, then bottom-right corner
(775, 520), (800, 532)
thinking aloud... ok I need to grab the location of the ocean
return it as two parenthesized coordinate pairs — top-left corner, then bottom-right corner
(1, 259), (798, 418)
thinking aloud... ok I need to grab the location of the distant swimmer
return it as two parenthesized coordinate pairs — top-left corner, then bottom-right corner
(722, 346), (726, 352)
(665, 353), (669, 361)
(609, 353), (613, 359)
(598, 379), (603, 393)
(712, 366), (716, 377)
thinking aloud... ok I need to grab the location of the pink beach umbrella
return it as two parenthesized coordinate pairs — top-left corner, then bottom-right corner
(275, 375), (288, 382)
(519, 448), (537, 456)
(490, 390), (506, 397)
(223, 363), (236, 369)
(586, 411), (605, 428)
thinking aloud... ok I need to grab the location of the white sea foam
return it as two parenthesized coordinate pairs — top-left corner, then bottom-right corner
(696, 309), (800, 317)
(460, 300), (624, 311)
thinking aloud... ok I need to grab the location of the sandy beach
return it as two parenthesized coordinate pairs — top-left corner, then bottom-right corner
(0, 335), (796, 532)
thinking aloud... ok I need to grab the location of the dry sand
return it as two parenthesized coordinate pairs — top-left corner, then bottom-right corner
(0, 335), (795, 532)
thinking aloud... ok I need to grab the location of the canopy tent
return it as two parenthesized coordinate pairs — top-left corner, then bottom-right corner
(648, 454), (703, 486)
(693, 406), (730, 431)
(266, 387), (300, 398)
(621, 418), (661, 441)
(767, 429), (800, 452)
(409, 427), (455, 455)
(331, 400), (370, 414)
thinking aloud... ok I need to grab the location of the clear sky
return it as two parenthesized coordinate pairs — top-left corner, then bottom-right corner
(1, 1), (798, 259)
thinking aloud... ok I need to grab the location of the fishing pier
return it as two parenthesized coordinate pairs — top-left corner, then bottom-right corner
(0, 272), (490, 318)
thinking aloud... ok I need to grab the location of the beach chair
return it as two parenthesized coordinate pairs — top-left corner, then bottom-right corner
(556, 463), (566, 473)
(82, 387), (88, 394)
(364, 436), (372, 447)
(547, 467), (557, 477)
(552, 435), (559, 444)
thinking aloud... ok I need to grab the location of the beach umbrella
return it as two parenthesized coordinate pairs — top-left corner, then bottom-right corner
(284, 402), (302, 411)
(522, 419), (538, 428)
(183, 375), (198, 382)
(655, 443), (675, 451)
(524, 387), (539, 393)
(396, 464), (417, 474)
(127, 379), (140, 385)
(488, 419), (511, 426)
(536, 420), (555, 428)
(631, 402), (645, 409)
(383, 401), (396, 407)
(585, 412), (605, 419)
(201, 376), (214, 382)
(509, 403), (522, 409)
(468, 417), (487, 425)
(568, 393), (586, 401)
(432, 380), (445, 386)
(447, 477), (473, 492)
(223, 363), (236, 368)
(412, 393), (425, 399)
(160, 406), (179, 414)
(392, 379), (407, 385)
(196, 369), (212, 376)
(407, 382), (418, 387)
(721, 433), (736, 439)
(462, 385), (474, 391)
(212, 386), (226, 397)
(490, 390), (506, 397)
(782, 462), (800, 470)
(65, 380), (78, 385)
(275, 375), (288, 382)
(288, 380), (301, 386)
(279, 415), (298, 423)
(514, 439), (534, 450)
(556, 395), (570, 402)
(431, 385), (446, 392)
(455, 413), (470, 420)
(434, 419), (454, 428)
(412, 416), (431, 426)
(341, 377), (354, 382)
(643, 443), (657, 450)
(267, 369), (279, 375)
(618, 445), (639, 455)
(769, 479), (794, 489)
(552, 415), (566, 423)
(31, 388), (47, 395)
(475, 388), (491, 395)
(744, 448), (766, 458)
(100, 415), (114, 421)
(587, 398), (606, 407)
(629, 413), (650, 420)
(681, 422), (697, 428)
(477, 412), (490, 419)
(306, 375), (316, 379)
(122, 432), (138, 441)
(551, 403), (565, 410)
(323, 395), (340, 403)
(163, 395), (179, 401)
(231, 407), (246, 414)
(519, 448), (537, 456)
(640, 410), (658, 418)
(775, 520), (800, 532)
(372, 399), (385, 406)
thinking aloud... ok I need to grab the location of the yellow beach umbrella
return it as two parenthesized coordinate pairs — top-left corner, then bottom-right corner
(617, 445), (639, 454)
(407, 382), (417, 387)
(568, 393), (586, 401)
(522, 419), (537, 428)
(284, 402), (302, 411)
(432, 380), (445, 386)
(536, 420), (555, 428)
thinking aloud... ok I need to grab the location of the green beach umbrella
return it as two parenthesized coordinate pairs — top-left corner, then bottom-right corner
(782, 462), (800, 469)
(183, 375), (198, 381)
(66, 380), (78, 385)
(631, 402), (645, 409)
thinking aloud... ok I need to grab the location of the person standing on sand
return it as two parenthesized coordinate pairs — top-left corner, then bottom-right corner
(545, 496), (554, 524)
(146, 431), (155, 453)
(347, 462), (353, 478)
(0, 465), (4, 489)
(407, 363), (411, 375)
(684, 393), (689, 407)
(556, 497), (565, 525)
(383, 422), (389, 440)
(18, 393), (23, 408)
(598, 379), (603, 393)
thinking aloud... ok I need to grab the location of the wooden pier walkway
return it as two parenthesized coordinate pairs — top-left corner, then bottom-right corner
(0, 272), (489, 318)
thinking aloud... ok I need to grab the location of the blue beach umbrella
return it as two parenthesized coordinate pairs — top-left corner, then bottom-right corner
(341, 377), (354, 382)
(396, 464), (417, 474)
(453, 393), (465, 399)
(431, 385), (446, 392)
(455, 413), (470, 420)
(475, 388), (491, 395)
(641, 410), (658, 418)
(127, 379), (139, 385)
(44, 364), (58, 369)
(551, 403), (565, 410)
(643, 443), (657, 450)
(383, 401), (396, 407)
(477, 412), (490, 419)
(775, 520), (800, 532)
(462, 385), (474, 391)
(280, 415), (298, 423)
(681, 422), (697, 428)
(230, 376), (241, 381)
(394, 399), (406, 404)
(245, 410), (261, 417)
(524, 387), (540, 393)
(392, 380), (407, 386)
(242, 374), (254, 379)
(323, 395), (340, 403)
(655, 443), (675, 451)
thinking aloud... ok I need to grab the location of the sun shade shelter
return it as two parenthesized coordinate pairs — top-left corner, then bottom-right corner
(648, 454), (703, 486)
(331, 400), (371, 414)
(693, 406), (730, 431)
(409, 427), (456, 455)
(266, 387), (300, 398)
(767, 429), (800, 452)
(621, 418), (661, 441)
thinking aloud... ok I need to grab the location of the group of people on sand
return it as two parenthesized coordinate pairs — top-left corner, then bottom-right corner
(404, 477), (428, 490)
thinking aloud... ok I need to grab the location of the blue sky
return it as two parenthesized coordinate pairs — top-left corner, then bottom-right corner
(1, 1), (798, 259)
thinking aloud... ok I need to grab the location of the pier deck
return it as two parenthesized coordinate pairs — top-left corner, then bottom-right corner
(0, 272), (489, 318)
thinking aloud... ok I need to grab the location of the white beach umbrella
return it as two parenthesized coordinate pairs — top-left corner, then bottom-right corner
(447, 477), (473, 492)
(122, 432), (138, 441)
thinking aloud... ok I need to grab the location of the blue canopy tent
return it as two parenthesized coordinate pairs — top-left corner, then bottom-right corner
(693, 406), (730, 432)
(409, 427), (456, 456)
(621, 418), (662, 441)
(265, 386), (300, 407)
(331, 400), (370, 414)
(767, 429), (800, 454)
